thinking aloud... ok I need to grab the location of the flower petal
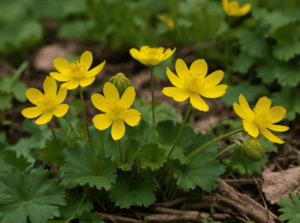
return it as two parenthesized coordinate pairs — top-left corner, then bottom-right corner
(190, 93), (209, 111)
(61, 79), (80, 90)
(124, 109), (141, 126)
(199, 85), (227, 98)
(35, 111), (53, 125)
(267, 124), (289, 132)
(140, 46), (150, 56)
(203, 70), (224, 87)
(53, 58), (70, 73)
(260, 127), (284, 144)
(242, 120), (259, 137)
(239, 94), (254, 118)
(111, 119), (125, 140)
(130, 48), (143, 61)
(55, 87), (68, 104)
(104, 82), (119, 104)
(268, 106), (286, 123)
(120, 87), (135, 109)
(166, 67), (185, 88)
(233, 103), (249, 120)
(239, 3), (251, 16)
(53, 104), (69, 117)
(91, 93), (110, 113)
(43, 76), (57, 96)
(175, 59), (189, 80)
(162, 87), (190, 102)
(50, 72), (72, 82)
(26, 88), (44, 105)
(86, 61), (106, 77)
(190, 59), (208, 79)
(161, 48), (176, 61)
(79, 77), (95, 87)
(255, 96), (271, 110)
(80, 51), (93, 70)
(21, 107), (43, 118)
(93, 114), (113, 130)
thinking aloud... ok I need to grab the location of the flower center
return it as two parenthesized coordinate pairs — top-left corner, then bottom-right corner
(183, 72), (203, 93)
(68, 60), (87, 79)
(147, 49), (161, 60)
(254, 107), (271, 127)
(37, 95), (55, 112)
(109, 101), (127, 121)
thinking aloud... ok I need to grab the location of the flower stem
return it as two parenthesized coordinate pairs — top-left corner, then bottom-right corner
(149, 168), (167, 202)
(150, 66), (156, 142)
(99, 130), (105, 159)
(209, 143), (238, 161)
(51, 127), (56, 141)
(117, 140), (123, 163)
(188, 128), (244, 159)
(79, 86), (98, 172)
(63, 115), (80, 139)
(225, 16), (232, 84)
(166, 102), (192, 160)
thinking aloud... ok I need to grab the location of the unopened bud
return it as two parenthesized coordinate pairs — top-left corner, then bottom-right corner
(243, 138), (264, 161)
(109, 73), (132, 96)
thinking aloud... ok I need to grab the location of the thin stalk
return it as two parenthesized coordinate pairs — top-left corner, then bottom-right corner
(149, 168), (167, 202)
(166, 103), (192, 160)
(99, 130), (105, 159)
(209, 143), (238, 161)
(150, 66), (156, 142)
(225, 16), (232, 84)
(63, 115), (80, 138)
(135, 156), (141, 174)
(79, 86), (98, 172)
(188, 128), (244, 159)
(117, 140), (123, 163)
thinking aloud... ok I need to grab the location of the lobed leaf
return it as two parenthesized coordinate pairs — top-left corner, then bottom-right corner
(278, 193), (300, 223)
(140, 143), (167, 171)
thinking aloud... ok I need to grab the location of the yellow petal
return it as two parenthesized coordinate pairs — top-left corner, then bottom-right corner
(104, 82), (119, 104)
(124, 109), (141, 126)
(44, 76), (57, 96)
(61, 79), (80, 90)
(53, 104), (69, 117)
(233, 102), (249, 120)
(55, 87), (68, 104)
(190, 59), (208, 80)
(50, 72), (72, 82)
(166, 67), (185, 88)
(203, 70), (224, 88)
(80, 51), (93, 70)
(161, 48), (176, 61)
(190, 93), (209, 111)
(239, 94), (254, 117)
(53, 58), (70, 73)
(129, 48), (143, 61)
(86, 61), (106, 77)
(21, 107), (43, 118)
(162, 87), (190, 102)
(238, 3), (251, 16)
(260, 127), (284, 144)
(268, 106), (286, 123)
(255, 96), (271, 110)
(199, 85), (227, 98)
(111, 119), (125, 140)
(120, 87), (135, 109)
(267, 124), (289, 132)
(242, 120), (259, 137)
(91, 93), (110, 113)
(93, 114), (113, 130)
(35, 111), (53, 125)
(26, 88), (44, 105)
(175, 59), (189, 80)
(140, 46), (150, 56)
(79, 76), (95, 87)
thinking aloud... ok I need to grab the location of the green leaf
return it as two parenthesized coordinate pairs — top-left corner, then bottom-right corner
(0, 93), (13, 110)
(156, 120), (196, 164)
(140, 143), (167, 171)
(79, 211), (104, 223)
(11, 81), (28, 101)
(278, 193), (300, 223)
(125, 119), (152, 146)
(259, 136), (277, 153)
(240, 30), (268, 58)
(1, 149), (31, 172)
(273, 62), (300, 87)
(255, 58), (278, 84)
(172, 133), (225, 193)
(115, 138), (140, 171)
(60, 141), (117, 190)
(109, 172), (156, 209)
(58, 20), (95, 38)
(0, 167), (66, 223)
(233, 52), (256, 74)
(273, 41), (300, 62)
(220, 82), (268, 105)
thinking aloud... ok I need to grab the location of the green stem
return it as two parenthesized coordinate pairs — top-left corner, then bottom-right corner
(150, 66), (156, 142)
(188, 128), (244, 159)
(135, 156), (141, 174)
(166, 103), (192, 160)
(63, 116), (80, 139)
(99, 130), (105, 159)
(149, 168), (167, 202)
(117, 140), (123, 163)
(225, 16), (232, 84)
(79, 86), (98, 172)
(209, 143), (238, 161)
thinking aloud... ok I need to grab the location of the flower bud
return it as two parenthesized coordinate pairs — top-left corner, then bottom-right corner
(243, 138), (264, 161)
(108, 73), (132, 96)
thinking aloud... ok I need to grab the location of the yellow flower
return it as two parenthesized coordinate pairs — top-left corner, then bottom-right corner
(91, 82), (141, 141)
(129, 46), (176, 67)
(222, 0), (251, 16)
(162, 59), (227, 111)
(50, 51), (106, 89)
(157, 14), (175, 29)
(21, 76), (69, 125)
(233, 94), (289, 144)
